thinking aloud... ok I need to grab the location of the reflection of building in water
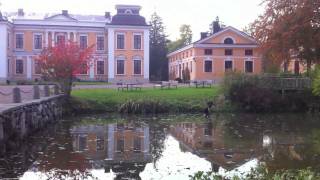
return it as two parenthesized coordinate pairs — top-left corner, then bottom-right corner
(70, 122), (151, 179)
(170, 122), (262, 172)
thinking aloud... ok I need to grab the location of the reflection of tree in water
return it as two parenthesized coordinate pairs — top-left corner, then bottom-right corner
(149, 122), (167, 167)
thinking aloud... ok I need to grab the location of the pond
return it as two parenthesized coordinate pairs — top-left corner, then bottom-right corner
(1, 113), (320, 179)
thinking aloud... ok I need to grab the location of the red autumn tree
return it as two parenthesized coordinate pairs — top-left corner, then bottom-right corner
(37, 41), (93, 96)
(249, 0), (320, 75)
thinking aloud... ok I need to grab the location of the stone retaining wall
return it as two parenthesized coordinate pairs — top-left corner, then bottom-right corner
(0, 95), (65, 155)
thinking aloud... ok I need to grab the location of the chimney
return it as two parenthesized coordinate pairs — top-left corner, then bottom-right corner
(18, 9), (24, 16)
(200, 32), (208, 40)
(105, 12), (110, 19)
(62, 10), (68, 16)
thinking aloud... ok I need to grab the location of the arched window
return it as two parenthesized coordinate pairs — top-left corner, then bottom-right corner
(224, 38), (234, 44)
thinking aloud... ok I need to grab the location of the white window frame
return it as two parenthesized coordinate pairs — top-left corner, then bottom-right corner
(79, 34), (88, 49)
(133, 56), (142, 75)
(96, 60), (105, 75)
(116, 32), (125, 50)
(116, 56), (126, 75)
(224, 59), (234, 72)
(15, 33), (24, 50)
(96, 35), (105, 51)
(133, 33), (143, 50)
(222, 36), (236, 44)
(244, 59), (254, 73)
(33, 33), (43, 50)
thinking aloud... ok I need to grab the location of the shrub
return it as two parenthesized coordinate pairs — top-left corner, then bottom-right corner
(223, 72), (316, 112)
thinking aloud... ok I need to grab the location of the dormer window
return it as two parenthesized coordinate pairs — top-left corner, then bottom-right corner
(224, 38), (234, 44)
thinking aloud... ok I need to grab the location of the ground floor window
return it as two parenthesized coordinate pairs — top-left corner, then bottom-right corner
(34, 60), (41, 74)
(225, 60), (233, 72)
(204, 61), (212, 72)
(16, 59), (23, 74)
(133, 137), (141, 151)
(7, 58), (10, 74)
(134, 59), (141, 75)
(117, 59), (125, 75)
(245, 61), (253, 73)
(97, 61), (105, 75)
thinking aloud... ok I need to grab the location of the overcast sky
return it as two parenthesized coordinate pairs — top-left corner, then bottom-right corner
(0, 0), (265, 41)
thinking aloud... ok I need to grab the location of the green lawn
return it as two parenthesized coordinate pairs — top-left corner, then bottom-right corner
(71, 87), (221, 113)
(73, 81), (110, 86)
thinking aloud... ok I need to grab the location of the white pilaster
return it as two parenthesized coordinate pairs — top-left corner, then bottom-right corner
(144, 126), (149, 153)
(67, 32), (71, 41)
(107, 124), (114, 159)
(45, 31), (49, 47)
(0, 24), (8, 81)
(27, 56), (32, 79)
(51, 31), (55, 47)
(143, 29), (150, 80)
(107, 28), (115, 80)
(89, 60), (95, 79)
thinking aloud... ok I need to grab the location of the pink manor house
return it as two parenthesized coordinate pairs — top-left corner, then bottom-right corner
(0, 5), (150, 83)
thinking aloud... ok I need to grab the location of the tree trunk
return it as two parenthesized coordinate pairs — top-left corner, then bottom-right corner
(59, 77), (73, 97)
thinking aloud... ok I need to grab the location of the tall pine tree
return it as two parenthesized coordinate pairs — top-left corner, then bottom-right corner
(149, 12), (169, 81)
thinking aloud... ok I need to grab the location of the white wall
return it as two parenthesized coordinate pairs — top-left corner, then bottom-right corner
(0, 23), (8, 81)
(107, 28), (115, 81)
(143, 29), (150, 80)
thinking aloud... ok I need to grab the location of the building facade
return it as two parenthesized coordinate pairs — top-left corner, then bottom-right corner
(167, 26), (262, 82)
(0, 5), (150, 83)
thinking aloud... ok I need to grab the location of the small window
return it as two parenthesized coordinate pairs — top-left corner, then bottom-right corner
(117, 59), (125, 75)
(97, 36), (105, 51)
(79, 35), (87, 49)
(204, 61), (212, 72)
(245, 61), (253, 73)
(133, 34), (142, 49)
(117, 34), (125, 49)
(16, 59), (23, 74)
(224, 38), (234, 44)
(245, 49), (253, 56)
(79, 136), (87, 151)
(134, 59), (141, 75)
(96, 135), (105, 151)
(16, 34), (24, 49)
(97, 61), (105, 75)
(34, 60), (41, 74)
(34, 34), (42, 50)
(225, 60), (233, 72)
(204, 49), (212, 55)
(225, 49), (233, 56)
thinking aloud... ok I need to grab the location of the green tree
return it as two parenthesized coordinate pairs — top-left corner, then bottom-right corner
(149, 12), (169, 81)
(168, 24), (193, 52)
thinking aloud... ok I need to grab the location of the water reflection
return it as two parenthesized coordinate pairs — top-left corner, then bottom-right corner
(70, 122), (151, 179)
(0, 114), (320, 179)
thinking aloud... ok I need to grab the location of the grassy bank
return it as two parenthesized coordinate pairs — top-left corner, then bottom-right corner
(71, 87), (221, 114)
